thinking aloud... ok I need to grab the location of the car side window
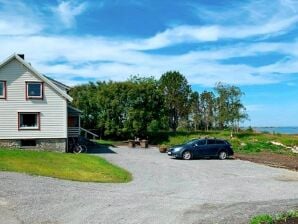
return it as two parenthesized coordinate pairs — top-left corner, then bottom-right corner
(207, 139), (216, 145)
(196, 140), (206, 145)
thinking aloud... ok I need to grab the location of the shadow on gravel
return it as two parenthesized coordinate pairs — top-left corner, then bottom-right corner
(87, 142), (117, 154)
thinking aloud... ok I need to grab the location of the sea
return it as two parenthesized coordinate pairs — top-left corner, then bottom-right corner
(253, 127), (298, 135)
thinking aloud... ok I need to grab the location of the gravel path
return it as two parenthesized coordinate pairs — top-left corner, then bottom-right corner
(0, 146), (298, 224)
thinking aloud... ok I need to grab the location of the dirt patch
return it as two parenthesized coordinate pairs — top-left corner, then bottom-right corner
(235, 152), (298, 171)
(275, 217), (298, 224)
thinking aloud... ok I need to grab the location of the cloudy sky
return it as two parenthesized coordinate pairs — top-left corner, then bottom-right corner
(0, 0), (298, 126)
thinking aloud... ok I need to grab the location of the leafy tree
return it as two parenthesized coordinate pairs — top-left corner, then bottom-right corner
(159, 71), (191, 132)
(69, 82), (99, 129)
(214, 82), (248, 132)
(70, 75), (249, 138)
(189, 91), (201, 131)
(200, 91), (215, 131)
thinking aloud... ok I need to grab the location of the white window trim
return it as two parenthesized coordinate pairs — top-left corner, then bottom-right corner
(0, 81), (6, 99)
(26, 82), (43, 99)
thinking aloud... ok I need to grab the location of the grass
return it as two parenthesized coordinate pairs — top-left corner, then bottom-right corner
(250, 210), (298, 224)
(96, 139), (121, 147)
(159, 130), (298, 155)
(0, 149), (132, 183)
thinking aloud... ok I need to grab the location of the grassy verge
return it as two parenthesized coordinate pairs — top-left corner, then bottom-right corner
(250, 210), (298, 224)
(0, 149), (132, 183)
(96, 139), (122, 147)
(159, 130), (298, 155)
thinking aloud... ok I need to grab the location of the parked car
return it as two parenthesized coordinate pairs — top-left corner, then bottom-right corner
(167, 138), (234, 160)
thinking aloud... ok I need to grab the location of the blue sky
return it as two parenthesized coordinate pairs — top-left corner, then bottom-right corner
(0, 0), (298, 126)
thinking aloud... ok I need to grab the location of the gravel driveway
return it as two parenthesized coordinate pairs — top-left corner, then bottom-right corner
(0, 146), (298, 224)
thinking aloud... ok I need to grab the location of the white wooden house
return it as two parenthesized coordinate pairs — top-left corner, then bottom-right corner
(0, 53), (81, 151)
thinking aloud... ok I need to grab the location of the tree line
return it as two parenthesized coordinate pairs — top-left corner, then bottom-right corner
(69, 71), (248, 138)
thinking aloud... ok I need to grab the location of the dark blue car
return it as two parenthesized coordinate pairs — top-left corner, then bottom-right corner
(167, 138), (234, 160)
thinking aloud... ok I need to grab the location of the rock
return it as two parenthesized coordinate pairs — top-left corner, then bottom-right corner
(270, 141), (285, 147)
(291, 146), (298, 154)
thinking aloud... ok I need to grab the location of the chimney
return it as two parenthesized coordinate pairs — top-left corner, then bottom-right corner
(17, 54), (25, 60)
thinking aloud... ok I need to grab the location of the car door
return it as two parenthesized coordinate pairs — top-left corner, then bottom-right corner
(206, 139), (217, 156)
(193, 139), (207, 158)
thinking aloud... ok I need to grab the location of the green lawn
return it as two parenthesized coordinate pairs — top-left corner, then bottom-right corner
(160, 130), (298, 155)
(95, 139), (121, 147)
(0, 149), (132, 183)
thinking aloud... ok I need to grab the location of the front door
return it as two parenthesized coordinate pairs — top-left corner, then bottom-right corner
(193, 139), (208, 157)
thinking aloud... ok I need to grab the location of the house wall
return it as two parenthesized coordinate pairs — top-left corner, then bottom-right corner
(0, 59), (68, 151)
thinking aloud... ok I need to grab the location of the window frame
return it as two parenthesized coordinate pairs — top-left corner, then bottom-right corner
(0, 80), (7, 99)
(26, 81), (44, 100)
(18, 112), (41, 130)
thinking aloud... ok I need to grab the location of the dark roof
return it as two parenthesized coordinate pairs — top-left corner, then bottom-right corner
(44, 75), (71, 91)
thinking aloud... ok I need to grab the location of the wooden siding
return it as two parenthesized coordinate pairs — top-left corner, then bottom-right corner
(0, 59), (67, 139)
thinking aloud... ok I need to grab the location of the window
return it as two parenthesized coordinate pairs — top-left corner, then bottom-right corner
(26, 82), (43, 99)
(215, 140), (225, 144)
(0, 81), (6, 99)
(196, 140), (206, 145)
(207, 139), (216, 145)
(21, 140), (36, 147)
(19, 112), (40, 130)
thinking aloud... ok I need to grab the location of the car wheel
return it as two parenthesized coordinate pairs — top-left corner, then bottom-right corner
(182, 151), (192, 160)
(218, 151), (227, 160)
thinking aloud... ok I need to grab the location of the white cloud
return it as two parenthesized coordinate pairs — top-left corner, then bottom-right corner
(130, 15), (298, 50)
(0, 0), (43, 35)
(0, 35), (296, 86)
(54, 1), (87, 28)
(0, 0), (298, 87)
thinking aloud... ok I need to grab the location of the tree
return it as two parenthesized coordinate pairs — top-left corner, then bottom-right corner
(159, 71), (191, 132)
(214, 82), (230, 129)
(69, 82), (100, 129)
(200, 91), (215, 131)
(70, 77), (167, 138)
(189, 91), (201, 131)
(214, 82), (248, 132)
(228, 85), (248, 132)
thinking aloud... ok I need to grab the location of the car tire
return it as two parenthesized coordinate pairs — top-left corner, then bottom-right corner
(218, 151), (227, 160)
(182, 151), (192, 160)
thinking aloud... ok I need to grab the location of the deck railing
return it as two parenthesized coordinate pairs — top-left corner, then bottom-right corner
(80, 127), (99, 139)
(68, 127), (99, 139)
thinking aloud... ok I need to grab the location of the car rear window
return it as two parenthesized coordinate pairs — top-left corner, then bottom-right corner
(215, 140), (225, 144)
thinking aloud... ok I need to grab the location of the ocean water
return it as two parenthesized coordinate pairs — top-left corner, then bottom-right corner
(254, 127), (298, 135)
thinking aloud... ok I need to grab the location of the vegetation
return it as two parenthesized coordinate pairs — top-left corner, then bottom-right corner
(70, 71), (248, 139)
(159, 71), (191, 132)
(250, 210), (298, 224)
(0, 149), (132, 183)
(96, 139), (121, 146)
(158, 130), (298, 154)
